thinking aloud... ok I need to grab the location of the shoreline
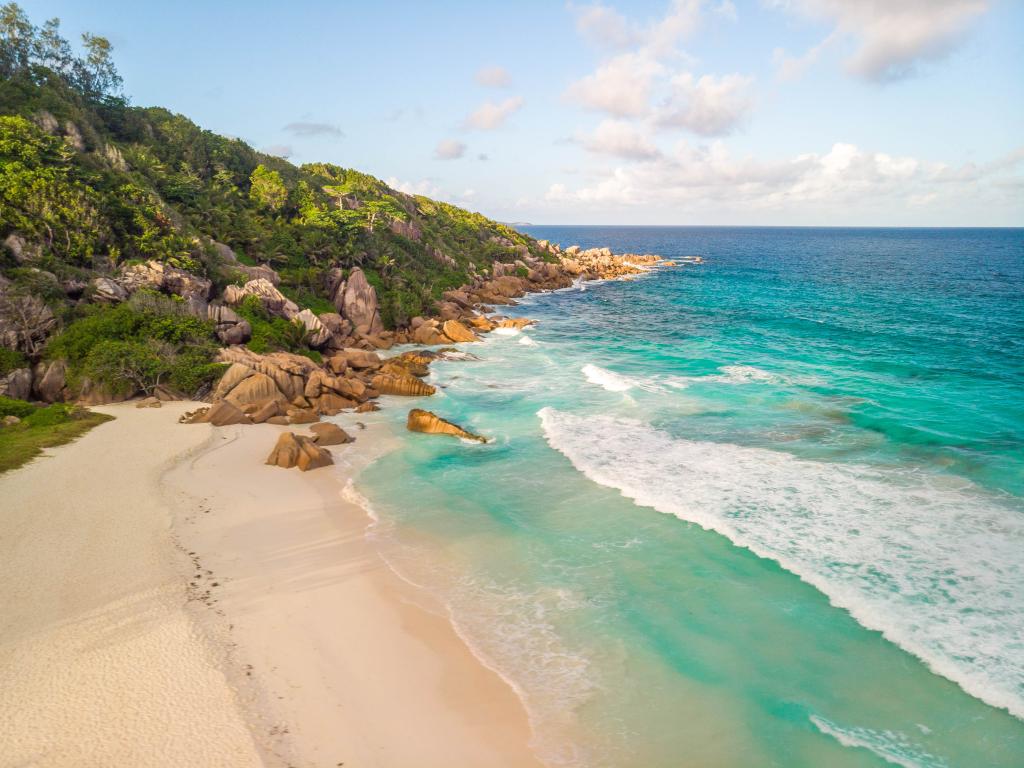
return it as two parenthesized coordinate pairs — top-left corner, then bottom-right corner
(163, 403), (544, 767)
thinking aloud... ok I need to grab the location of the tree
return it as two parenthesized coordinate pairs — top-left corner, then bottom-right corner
(0, 289), (57, 357)
(249, 164), (287, 212)
(0, 2), (33, 78)
(77, 32), (122, 97)
(83, 338), (176, 396)
(0, 4), (122, 98)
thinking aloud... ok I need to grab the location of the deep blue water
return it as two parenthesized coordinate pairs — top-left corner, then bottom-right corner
(357, 227), (1024, 767)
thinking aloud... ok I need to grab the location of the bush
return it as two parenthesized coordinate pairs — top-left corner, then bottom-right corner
(23, 402), (76, 427)
(233, 295), (314, 355)
(82, 338), (170, 396)
(0, 348), (28, 376)
(47, 292), (219, 396)
(0, 396), (36, 418)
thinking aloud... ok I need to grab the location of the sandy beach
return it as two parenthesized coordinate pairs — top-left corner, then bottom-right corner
(0, 401), (541, 768)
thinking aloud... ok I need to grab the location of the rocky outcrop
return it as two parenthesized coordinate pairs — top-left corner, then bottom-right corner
(406, 409), (486, 443)
(309, 422), (353, 446)
(336, 267), (383, 335)
(371, 373), (436, 397)
(91, 277), (128, 303)
(135, 396), (162, 408)
(208, 304), (252, 345)
(119, 260), (212, 301)
(223, 278), (299, 320)
(0, 368), (32, 400)
(441, 320), (478, 343)
(389, 218), (422, 241)
(224, 372), (282, 408)
(294, 309), (332, 348)
(32, 360), (67, 403)
(265, 432), (333, 471)
(188, 400), (253, 426)
(3, 233), (40, 264)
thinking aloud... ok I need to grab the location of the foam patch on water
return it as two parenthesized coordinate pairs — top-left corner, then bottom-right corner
(581, 364), (666, 393)
(666, 364), (827, 389)
(582, 364), (635, 392)
(810, 716), (946, 768)
(519, 335), (538, 346)
(538, 408), (1024, 720)
(491, 326), (521, 336)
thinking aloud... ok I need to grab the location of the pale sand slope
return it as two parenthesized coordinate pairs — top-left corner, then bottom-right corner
(0, 402), (263, 768)
(166, 409), (543, 768)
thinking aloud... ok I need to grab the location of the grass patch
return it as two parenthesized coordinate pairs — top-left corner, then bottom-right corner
(0, 401), (114, 474)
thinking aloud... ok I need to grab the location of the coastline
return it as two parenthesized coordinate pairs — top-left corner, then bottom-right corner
(163, 403), (544, 768)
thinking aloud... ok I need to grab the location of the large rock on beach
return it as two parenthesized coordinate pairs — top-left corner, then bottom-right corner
(406, 409), (486, 443)
(265, 431), (333, 471)
(190, 400), (252, 426)
(308, 422), (353, 446)
(372, 374), (436, 397)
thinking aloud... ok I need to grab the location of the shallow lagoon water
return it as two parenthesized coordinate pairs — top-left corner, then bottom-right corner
(358, 227), (1024, 767)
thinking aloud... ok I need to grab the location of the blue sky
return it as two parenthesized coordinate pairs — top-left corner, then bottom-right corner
(19, 0), (1024, 225)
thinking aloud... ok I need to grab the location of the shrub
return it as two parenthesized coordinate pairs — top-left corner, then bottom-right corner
(0, 348), (28, 376)
(47, 292), (219, 396)
(23, 402), (76, 427)
(233, 295), (314, 355)
(83, 338), (173, 396)
(0, 396), (36, 418)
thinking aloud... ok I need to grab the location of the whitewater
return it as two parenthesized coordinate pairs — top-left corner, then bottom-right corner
(358, 226), (1024, 767)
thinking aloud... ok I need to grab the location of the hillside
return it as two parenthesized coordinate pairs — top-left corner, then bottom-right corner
(0, 4), (566, 405)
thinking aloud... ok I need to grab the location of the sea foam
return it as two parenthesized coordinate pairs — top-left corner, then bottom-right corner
(538, 408), (1024, 720)
(810, 716), (946, 768)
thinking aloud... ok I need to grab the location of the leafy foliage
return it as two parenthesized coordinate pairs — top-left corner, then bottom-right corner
(0, 346), (27, 375)
(1, 0), (550, 374)
(46, 291), (219, 396)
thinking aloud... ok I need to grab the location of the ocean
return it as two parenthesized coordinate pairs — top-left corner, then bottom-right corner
(355, 227), (1024, 767)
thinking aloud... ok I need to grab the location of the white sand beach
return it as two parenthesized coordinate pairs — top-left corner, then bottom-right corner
(0, 402), (541, 768)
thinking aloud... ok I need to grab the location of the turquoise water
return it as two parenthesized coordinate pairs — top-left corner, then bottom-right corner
(357, 227), (1024, 767)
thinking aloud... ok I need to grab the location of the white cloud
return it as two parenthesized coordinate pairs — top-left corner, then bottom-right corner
(565, 1), (752, 130)
(580, 119), (661, 160)
(565, 52), (664, 117)
(283, 121), (344, 138)
(772, 32), (838, 80)
(571, 2), (641, 48)
(434, 139), (466, 160)
(476, 66), (511, 88)
(260, 144), (293, 158)
(544, 140), (1023, 213)
(386, 177), (443, 198)
(770, 0), (989, 82)
(464, 96), (524, 129)
(655, 73), (755, 136)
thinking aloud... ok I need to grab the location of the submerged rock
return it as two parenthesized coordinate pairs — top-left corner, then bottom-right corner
(406, 409), (486, 443)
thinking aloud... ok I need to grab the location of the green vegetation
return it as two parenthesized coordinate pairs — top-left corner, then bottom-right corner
(0, 347), (27, 375)
(47, 291), (223, 396)
(233, 295), (310, 356)
(1, 3), (548, 397)
(0, 396), (113, 473)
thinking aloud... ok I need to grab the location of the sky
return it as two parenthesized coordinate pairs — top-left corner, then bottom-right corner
(18, 0), (1024, 226)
